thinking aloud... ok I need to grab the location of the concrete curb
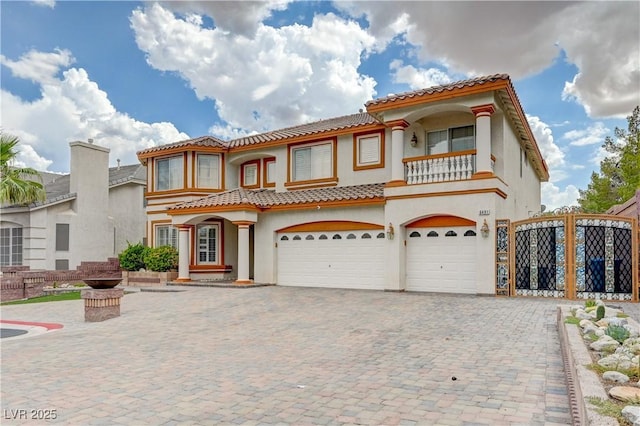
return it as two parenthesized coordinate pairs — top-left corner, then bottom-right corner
(557, 305), (625, 426)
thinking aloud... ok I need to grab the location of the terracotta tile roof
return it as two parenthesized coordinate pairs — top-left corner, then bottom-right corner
(228, 112), (381, 148)
(137, 136), (227, 156)
(168, 183), (385, 211)
(365, 74), (510, 108)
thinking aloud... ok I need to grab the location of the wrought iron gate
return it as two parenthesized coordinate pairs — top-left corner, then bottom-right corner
(496, 215), (638, 301)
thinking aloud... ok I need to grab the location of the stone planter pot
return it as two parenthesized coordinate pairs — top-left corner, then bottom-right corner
(83, 278), (122, 289)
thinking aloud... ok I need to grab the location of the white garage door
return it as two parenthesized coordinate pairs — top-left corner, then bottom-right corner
(406, 227), (477, 293)
(277, 230), (386, 290)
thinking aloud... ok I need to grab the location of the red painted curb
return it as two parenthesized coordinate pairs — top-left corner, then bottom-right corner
(0, 320), (63, 330)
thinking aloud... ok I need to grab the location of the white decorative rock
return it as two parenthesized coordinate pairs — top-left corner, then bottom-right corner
(623, 337), (640, 354)
(582, 324), (600, 336)
(609, 386), (640, 403)
(607, 317), (627, 327)
(622, 406), (640, 426)
(591, 335), (620, 351)
(577, 310), (593, 320)
(598, 353), (637, 370)
(579, 319), (593, 328)
(595, 329), (606, 337)
(603, 371), (630, 383)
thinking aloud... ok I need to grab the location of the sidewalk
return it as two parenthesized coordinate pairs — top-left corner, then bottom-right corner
(2, 287), (575, 425)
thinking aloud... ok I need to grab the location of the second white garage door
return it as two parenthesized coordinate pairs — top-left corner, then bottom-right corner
(406, 226), (477, 293)
(277, 230), (386, 290)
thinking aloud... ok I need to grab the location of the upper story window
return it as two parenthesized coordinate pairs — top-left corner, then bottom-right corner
(0, 227), (23, 266)
(155, 155), (183, 191)
(427, 125), (475, 155)
(241, 160), (260, 189)
(264, 158), (276, 187)
(290, 140), (334, 183)
(354, 131), (384, 170)
(197, 154), (220, 189)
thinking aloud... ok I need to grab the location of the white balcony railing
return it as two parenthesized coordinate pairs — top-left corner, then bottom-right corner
(404, 151), (476, 184)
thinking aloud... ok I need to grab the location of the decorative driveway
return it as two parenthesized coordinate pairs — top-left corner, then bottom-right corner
(1, 287), (575, 425)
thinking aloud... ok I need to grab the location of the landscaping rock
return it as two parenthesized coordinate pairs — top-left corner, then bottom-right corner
(609, 386), (640, 403)
(579, 319), (593, 328)
(623, 337), (640, 354)
(602, 371), (630, 383)
(582, 324), (600, 336)
(607, 317), (627, 327)
(625, 325), (640, 338)
(576, 309), (593, 320)
(622, 405), (640, 426)
(591, 335), (621, 351)
(595, 328), (605, 337)
(598, 353), (638, 370)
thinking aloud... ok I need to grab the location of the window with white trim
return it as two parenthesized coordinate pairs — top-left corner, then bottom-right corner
(242, 162), (258, 187)
(155, 156), (183, 191)
(197, 224), (220, 264)
(355, 133), (382, 169)
(155, 225), (178, 249)
(0, 227), (23, 266)
(264, 158), (276, 186)
(427, 125), (475, 155)
(291, 142), (333, 182)
(197, 154), (220, 188)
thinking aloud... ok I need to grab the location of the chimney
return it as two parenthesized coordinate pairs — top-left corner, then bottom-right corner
(117, 159), (121, 170)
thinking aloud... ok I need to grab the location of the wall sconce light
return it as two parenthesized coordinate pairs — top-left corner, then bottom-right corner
(410, 132), (418, 147)
(387, 222), (395, 240)
(480, 219), (490, 238)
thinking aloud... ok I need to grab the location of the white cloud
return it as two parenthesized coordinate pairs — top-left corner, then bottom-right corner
(130, 4), (377, 136)
(527, 115), (565, 174)
(340, 1), (639, 119)
(32, 0), (55, 8)
(389, 60), (451, 90)
(541, 182), (580, 210)
(563, 122), (609, 146)
(161, 1), (291, 37)
(1, 50), (189, 172)
(1, 49), (74, 84)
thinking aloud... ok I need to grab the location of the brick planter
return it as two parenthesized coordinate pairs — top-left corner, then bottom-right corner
(81, 288), (124, 322)
(121, 271), (178, 287)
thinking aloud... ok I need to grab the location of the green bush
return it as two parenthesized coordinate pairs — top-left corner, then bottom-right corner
(585, 299), (597, 308)
(118, 242), (151, 271)
(143, 245), (178, 272)
(605, 324), (630, 343)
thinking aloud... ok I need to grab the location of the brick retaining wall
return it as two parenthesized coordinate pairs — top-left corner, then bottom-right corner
(0, 258), (121, 302)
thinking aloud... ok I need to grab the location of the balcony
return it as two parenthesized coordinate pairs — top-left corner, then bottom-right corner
(404, 150), (496, 185)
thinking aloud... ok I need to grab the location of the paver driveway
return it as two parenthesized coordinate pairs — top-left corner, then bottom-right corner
(1, 287), (572, 425)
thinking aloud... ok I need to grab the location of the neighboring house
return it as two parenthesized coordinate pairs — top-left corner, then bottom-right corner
(0, 141), (147, 270)
(137, 74), (549, 294)
(606, 189), (640, 221)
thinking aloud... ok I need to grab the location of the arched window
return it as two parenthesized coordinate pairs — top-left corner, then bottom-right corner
(409, 231), (421, 238)
(305, 235), (314, 240)
(346, 233), (356, 239)
(376, 232), (385, 239)
(280, 235), (289, 241)
(445, 230), (457, 237)
(464, 230), (476, 236)
(293, 235), (302, 240)
(361, 233), (371, 239)
(319, 234), (328, 240)
(332, 234), (342, 240)
(427, 231), (439, 237)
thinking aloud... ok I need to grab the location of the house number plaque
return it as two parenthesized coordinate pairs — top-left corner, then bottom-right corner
(479, 210), (491, 216)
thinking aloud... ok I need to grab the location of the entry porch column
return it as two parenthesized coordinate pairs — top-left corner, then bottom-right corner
(234, 221), (254, 285)
(176, 224), (192, 282)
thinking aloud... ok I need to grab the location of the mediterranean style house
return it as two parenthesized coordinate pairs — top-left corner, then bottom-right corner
(0, 141), (147, 270)
(137, 74), (549, 294)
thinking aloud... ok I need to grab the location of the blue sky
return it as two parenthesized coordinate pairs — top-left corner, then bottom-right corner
(1, 1), (639, 210)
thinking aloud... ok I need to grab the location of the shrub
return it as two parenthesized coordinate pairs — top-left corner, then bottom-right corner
(143, 245), (178, 272)
(118, 242), (150, 271)
(606, 324), (630, 344)
(585, 299), (597, 308)
(596, 305), (606, 321)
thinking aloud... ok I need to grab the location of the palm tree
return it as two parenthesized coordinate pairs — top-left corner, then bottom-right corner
(0, 133), (46, 205)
